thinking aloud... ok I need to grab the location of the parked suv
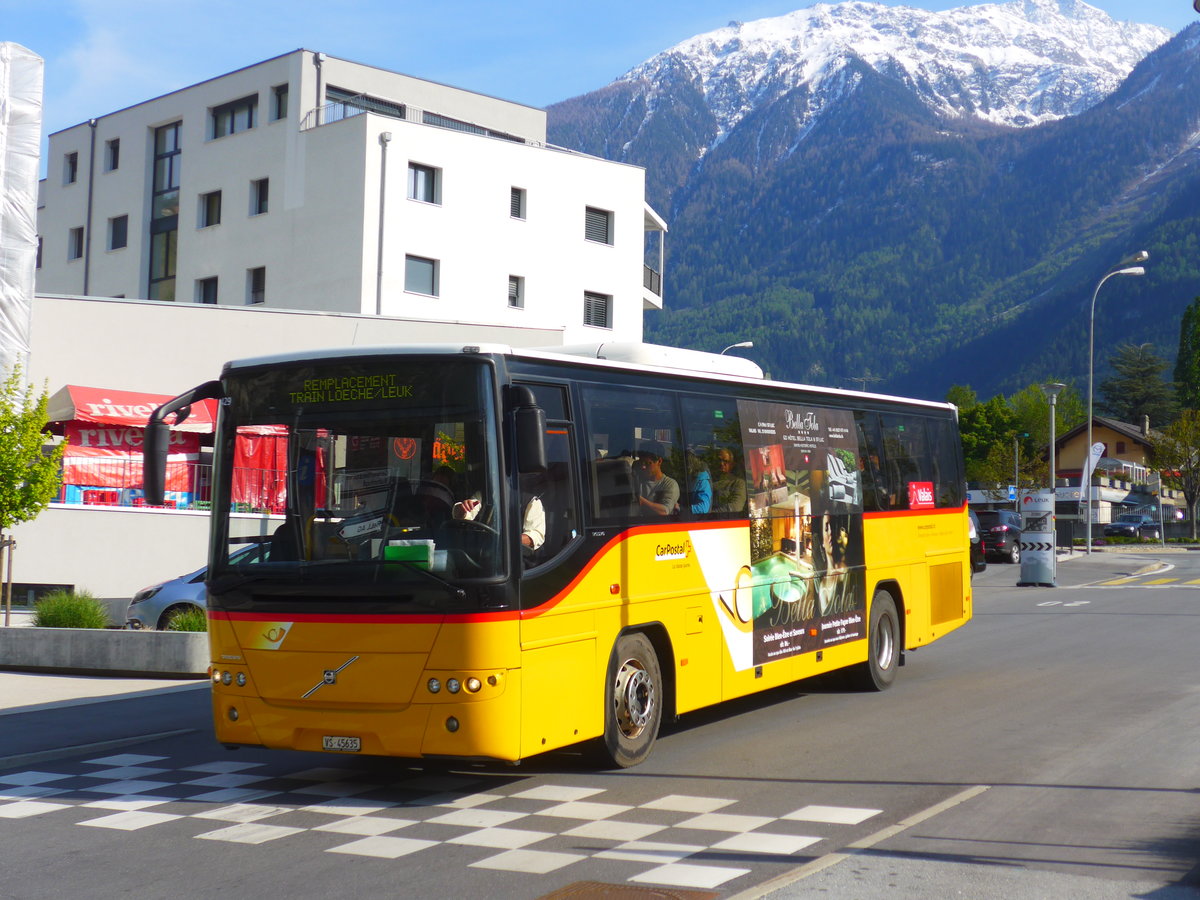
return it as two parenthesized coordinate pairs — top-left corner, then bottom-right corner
(1103, 513), (1161, 541)
(976, 509), (1023, 563)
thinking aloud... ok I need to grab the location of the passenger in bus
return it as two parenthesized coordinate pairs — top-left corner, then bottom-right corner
(686, 450), (712, 514)
(635, 444), (679, 517)
(713, 448), (748, 513)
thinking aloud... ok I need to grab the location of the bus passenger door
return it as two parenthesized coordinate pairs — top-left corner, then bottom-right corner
(513, 384), (596, 756)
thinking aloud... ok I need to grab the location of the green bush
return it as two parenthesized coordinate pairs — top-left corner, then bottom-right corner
(164, 606), (208, 632)
(32, 589), (109, 629)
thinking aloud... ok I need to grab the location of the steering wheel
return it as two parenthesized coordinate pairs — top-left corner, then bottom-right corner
(442, 517), (498, 537)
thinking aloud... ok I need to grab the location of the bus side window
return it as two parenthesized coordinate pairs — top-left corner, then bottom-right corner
(534, 429), (579, 561)
(854, 411), (888, 512)
(927, 417), (965, 507)
(879, 413), (942, 508)
(582, 384), (682, 522)
(514, 383), (579, 564)
(681, 394), (745, 517)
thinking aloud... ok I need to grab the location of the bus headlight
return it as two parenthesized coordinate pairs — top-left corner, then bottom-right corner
(465, 677), (482, 693)
(427, 678), (441, 694)
(447, 678), (461, 694)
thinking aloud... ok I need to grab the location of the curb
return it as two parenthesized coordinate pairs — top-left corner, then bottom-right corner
(0, 627), (208, 677)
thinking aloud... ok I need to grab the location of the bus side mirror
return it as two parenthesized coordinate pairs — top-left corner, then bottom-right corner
(510, 386), (546, 474)
(143, 380), (223, 506)
(143, 419), (170, 505)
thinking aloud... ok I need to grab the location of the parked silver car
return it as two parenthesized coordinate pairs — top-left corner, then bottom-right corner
(125, 539), (271, 630)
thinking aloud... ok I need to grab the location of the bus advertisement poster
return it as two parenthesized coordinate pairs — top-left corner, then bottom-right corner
(736, 400), (867, 664)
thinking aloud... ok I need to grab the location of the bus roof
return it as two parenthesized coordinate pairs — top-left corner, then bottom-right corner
(219, 341), (955, 414)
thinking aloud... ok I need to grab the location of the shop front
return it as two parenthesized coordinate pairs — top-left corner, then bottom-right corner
(48, 385), (215, 509)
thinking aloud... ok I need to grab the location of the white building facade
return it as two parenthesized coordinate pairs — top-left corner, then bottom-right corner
(35, 50), (665, 343)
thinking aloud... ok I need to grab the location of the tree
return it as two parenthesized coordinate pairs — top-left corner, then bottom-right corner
(954, 381), (1086, 496)
(1174, 297), (1200, 409)
(0, 367), (64, 535)
(1150, 409), (1200, 540)
(954, 392), (1016, 483)
(1008, 381), (1085, 451)
(1097, 342), (1177, 427)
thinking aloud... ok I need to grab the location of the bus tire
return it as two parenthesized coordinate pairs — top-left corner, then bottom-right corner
(850, 590), (899, 692)
(601, 632), (662, 768)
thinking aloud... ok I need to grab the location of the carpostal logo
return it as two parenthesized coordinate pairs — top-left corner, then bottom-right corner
(654, 539), (693, 561)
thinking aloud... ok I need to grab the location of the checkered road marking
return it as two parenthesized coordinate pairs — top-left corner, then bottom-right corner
(0, 753), (882, 890)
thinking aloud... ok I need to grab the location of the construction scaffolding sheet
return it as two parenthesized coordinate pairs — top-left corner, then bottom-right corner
(0, 43), (43, 375)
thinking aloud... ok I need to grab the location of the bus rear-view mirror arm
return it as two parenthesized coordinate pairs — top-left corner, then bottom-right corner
(144, 380), (224, 505)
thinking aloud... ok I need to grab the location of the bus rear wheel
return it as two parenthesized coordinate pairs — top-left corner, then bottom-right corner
(601, 632), (662, 768)
(849, 590), (899, 691)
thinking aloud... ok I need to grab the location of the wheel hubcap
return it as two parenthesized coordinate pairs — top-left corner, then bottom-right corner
(613, 658), (654, 738)
(875, 617), (894, 670)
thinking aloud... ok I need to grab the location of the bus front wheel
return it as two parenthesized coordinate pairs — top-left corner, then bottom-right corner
(850, 590), (899, 691)
(601, 632), (662, 768)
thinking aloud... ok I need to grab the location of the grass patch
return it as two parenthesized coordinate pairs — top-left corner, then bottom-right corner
(32, 589), (109, 629)
(164, 606), (208, 632)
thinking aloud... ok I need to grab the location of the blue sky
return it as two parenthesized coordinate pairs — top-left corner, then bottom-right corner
(4, 0), (1195, 140)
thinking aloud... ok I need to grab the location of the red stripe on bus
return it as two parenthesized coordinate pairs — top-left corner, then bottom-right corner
(864, 505), (966, 520)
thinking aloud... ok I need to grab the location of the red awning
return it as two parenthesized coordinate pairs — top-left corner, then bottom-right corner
(47, 385), (217, 432)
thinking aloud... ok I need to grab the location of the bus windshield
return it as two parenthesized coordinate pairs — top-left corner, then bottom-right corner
(210, 357), (505, 596)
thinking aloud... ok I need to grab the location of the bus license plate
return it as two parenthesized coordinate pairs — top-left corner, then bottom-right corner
(322, 735), (361, 752)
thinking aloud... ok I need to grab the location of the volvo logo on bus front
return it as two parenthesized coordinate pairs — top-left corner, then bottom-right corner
(302, 656), (360, 698)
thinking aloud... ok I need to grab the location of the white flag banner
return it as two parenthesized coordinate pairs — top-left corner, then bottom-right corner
(1082, 441), (1106, 484)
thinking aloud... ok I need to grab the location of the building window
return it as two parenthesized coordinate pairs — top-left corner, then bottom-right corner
(197, 276), (218, 305)
(151, 122), (181, 219)
(64, 152), (78, 185)
(405, 255), (438, 296)
(68, 227), (84, 260)
(508, 275), (524, 309)
(247, 267), (266, 304)
(584, 291), (612, 328)
(107, 215), (128, 251)
(1116, 441), (1126, 454)
(271, 84), (289, 121)
(251, 178), (269, 216)
(149, 230), (177, 300)
(511, 187), (526, 219)
(200, 190), (222, 227)
(105, 139), (120, 172)
(585, 206), (613, 245)
(149, 122), (181, 302)
(211, 94), (258, 138)
(36, 236), (42, 269)
(408, 163), (440, 204)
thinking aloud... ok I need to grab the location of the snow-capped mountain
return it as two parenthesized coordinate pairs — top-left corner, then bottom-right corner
(546, 9), (1200, 401)
(620, 0), (1169, 140)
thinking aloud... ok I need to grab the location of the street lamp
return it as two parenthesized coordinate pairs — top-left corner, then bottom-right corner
(1085, 252), (1148, 553)
(1042, 382), (1065, 493)
(721, 341), (753, 354)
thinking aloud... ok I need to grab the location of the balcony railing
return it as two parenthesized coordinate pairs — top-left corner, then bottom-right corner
(644, 264), (662, 296)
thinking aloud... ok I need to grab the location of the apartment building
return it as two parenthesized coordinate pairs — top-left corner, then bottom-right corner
(35, 49), (666, 343)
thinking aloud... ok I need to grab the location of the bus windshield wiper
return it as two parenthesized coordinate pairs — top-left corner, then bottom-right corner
(384, 559), (466, 601)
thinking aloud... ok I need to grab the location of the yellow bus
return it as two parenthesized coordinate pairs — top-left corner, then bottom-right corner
(145, 342), (972, 767)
